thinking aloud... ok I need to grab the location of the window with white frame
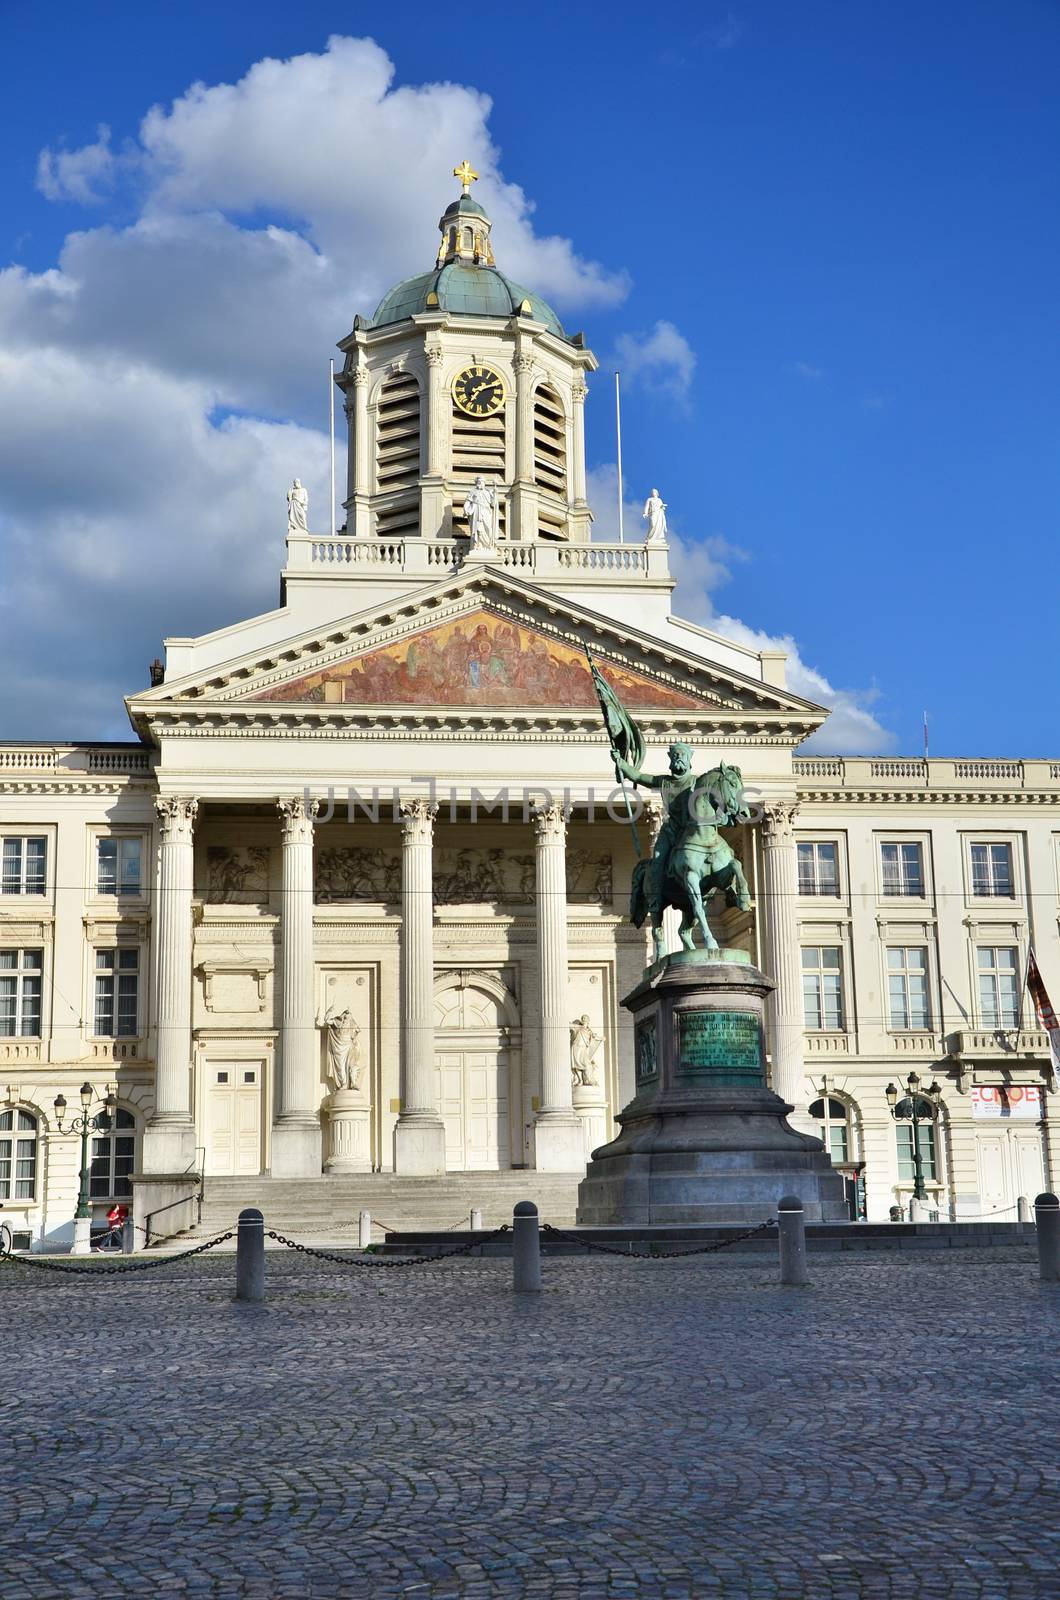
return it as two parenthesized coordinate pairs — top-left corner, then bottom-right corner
(94, 949), (139, 1038)
(887, 947), (931, 1030)
(896, 1122), (938, 1183)
(89, 1107), (136, 1199)
(0, 1108), (38, 1200)
(977, 946), (1020, 1029)
(880, 841), (924, 898)
(797, 842), (839, 897)
(97, 837), (142, 897)
(970, 842), (1014, 898)
(808, 1096), (852, 1162)
(801, 946), (845, 1030)
(0, 950), (42, 1037)
(1, 837), (46, 896)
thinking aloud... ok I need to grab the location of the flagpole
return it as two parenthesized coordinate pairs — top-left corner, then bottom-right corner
(329, 358), (336, 536)
(923, 710), (929, 760)
(615, 371), (624, 545)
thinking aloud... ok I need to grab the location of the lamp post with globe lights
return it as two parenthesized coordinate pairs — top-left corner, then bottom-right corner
(53, 1083), (117, 1254)
(885, 1072), (942, 1219)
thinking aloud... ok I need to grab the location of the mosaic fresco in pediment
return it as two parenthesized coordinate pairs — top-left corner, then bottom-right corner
(248, 612), (705, 711)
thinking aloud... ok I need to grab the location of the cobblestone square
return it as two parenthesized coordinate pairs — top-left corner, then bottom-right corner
(1, 1245), (1057, 1598)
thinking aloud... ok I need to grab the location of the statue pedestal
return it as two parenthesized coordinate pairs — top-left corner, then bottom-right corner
(577, 951), (848, 1225)
(572, 1082), (608, 1162)
(324, 1089), (371, 1174)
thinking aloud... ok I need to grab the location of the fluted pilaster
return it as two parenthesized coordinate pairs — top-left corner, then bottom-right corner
(532, 802), (584, 1171)
(760, 801), (805, 1107)
(142, 796), (197, 1173)
(394, 798), (446, 1173)
(272, 795), (322, 1176)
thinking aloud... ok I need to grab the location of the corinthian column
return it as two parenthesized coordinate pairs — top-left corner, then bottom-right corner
(760, 801), (805, 1108)
(568, 378), (591, 542)
(532, 802), (584, 1171)
(349, 365), (370, 538)
(272, 796), (322, 1176)
(508, 351), (537, 542)
(142, 796), (197, 1173)
(394, 798), (446, 1174)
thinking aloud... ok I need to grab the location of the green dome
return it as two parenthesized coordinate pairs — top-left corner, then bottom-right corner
(442, 195), (488, 219)
(369, 263), (567, 339)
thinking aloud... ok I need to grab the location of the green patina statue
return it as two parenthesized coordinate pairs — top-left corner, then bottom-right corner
(587, 653), (753, 960)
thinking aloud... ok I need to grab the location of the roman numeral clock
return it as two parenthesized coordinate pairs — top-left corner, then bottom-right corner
(452, 364), (506, 417)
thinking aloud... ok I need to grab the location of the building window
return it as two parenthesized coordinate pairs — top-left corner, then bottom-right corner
(89, 1107), (136, 1200)
(94, 949), (139, 1038)
(97, 837), (142, 897)
(880, 841), (924, 897)
(896, 1122), (938, 1183)
(970, 842), (1014, 898)
(0, 1108), (39, 1200)
(0, 950), (43, 1037)
(808, 1096), (851, 1162)
(797, 842), (839, 897)
(887, 947), (931, 1030)
(1, 837), (46, 896)
(977, 946), (1020, 1029)
(802, 947), (844, 1030)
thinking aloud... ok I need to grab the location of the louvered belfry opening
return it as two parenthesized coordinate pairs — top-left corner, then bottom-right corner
(451, 395), (507, 539)
(533, 384), (568, 539)
(375, 372), (421, 538)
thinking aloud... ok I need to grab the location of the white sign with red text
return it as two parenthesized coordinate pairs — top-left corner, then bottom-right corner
(971, 1085), (1043, 1119)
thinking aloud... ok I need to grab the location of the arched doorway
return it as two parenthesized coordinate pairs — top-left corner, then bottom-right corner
(434, 972), (521, 1171)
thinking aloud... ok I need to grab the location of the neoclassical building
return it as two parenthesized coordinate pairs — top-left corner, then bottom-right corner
(1, 171), (1056, 1245)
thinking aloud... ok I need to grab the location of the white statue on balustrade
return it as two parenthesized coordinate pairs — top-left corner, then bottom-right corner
(318, 1005), (364, 1092)
(570, 1015), (603, 1088)
(642, 487), (668, 545)
(287, 478), (309, 535)
(463, 476), (500, 553)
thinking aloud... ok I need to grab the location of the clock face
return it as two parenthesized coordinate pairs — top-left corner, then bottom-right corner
(452, 364), (506, 418)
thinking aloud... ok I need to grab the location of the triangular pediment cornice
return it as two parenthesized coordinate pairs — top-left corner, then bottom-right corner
(126, 566), (826, 744)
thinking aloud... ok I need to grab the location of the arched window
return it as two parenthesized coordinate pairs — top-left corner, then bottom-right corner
(896, 1121), (938, 1184)
(533, 385), (567, 538)
(462, 227), (474, 250)
(808, 1096), (852, 1163)
(0, 1107), (38, 1200)
(89, 1107), (136, 1201)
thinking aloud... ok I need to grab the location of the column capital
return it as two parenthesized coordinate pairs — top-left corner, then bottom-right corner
(278, 795), (319, 845)
(400, 796), (439, 843)
(571, 381), (588, 405)
(533, 801), (569, 844)
(351, 366), (370, 389)
(761, 800), (799, 846)
(644, 797), (666, 847)
(513, 353), (536, 378)
(425, 345), (445, 369)
(155, 796), (198, 844)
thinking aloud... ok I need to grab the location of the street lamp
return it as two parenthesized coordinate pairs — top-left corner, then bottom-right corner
(53, 1083), (118, 1255)
(884, 1071), (942, 1216)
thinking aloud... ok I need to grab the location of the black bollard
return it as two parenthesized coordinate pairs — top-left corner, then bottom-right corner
(121, 1217), (135, 1255)
(777, 1195), (809, 1287)
(512, 1200), (542, 1292)
(235, 1207), (266, 1302)
(1034, 1193), (1060, 1283)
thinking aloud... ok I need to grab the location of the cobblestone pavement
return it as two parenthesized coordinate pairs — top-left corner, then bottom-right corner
(1, 1245), (1057, 1599)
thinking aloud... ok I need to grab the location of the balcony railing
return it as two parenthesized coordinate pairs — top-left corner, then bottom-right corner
(287, 534), (669, 582)
(0, 746), (152, 777)
(793, 757), (1059, 792)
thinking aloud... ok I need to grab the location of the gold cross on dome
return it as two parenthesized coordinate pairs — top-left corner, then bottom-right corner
(453, 160), (479, 194)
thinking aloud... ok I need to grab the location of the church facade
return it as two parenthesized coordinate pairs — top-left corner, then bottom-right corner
(2, 171), (1056, 1246)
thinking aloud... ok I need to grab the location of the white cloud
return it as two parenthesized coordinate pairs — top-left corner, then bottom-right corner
(586, 462), (895, 755)
(791, 359), (825, 381)
(36, 124), (118, 205)
(613, 320), (696, 404)
(0, 37), (630, 737)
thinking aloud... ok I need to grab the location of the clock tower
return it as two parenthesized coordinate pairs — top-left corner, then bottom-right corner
(336, 163), (597, 546)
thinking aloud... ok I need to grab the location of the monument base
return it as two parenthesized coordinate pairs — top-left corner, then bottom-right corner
(577, 953), (848, 1226)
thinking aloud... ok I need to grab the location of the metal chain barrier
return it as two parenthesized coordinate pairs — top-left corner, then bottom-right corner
(540, 1218), (777, 1259)
(266, 1225), (510, 1269)
(0, 1230), (235, 1276)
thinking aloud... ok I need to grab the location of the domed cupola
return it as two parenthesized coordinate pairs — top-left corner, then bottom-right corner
(367, 162), (568, 342)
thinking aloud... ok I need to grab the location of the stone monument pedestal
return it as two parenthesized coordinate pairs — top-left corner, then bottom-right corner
(577, 951), (848, 1225)
(324, 1088), (371, 1174)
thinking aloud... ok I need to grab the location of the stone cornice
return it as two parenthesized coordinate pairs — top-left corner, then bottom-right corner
(796, 786), (1060, 807)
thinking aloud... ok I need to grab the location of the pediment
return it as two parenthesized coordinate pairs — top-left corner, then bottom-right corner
(245, 608), (706, 712)
(127, 566), (826, 738)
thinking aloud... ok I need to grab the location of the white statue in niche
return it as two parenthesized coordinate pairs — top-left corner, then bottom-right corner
(642, 487), (668, 544)
(463, 476), (499, 552)
(287, 478), (309, 535)
(319, 1006), (364, 1092)
(569, 1015), (604, 1088)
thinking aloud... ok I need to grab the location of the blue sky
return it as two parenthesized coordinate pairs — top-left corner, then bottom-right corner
(0, 0), (1057, 752)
